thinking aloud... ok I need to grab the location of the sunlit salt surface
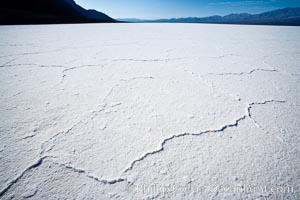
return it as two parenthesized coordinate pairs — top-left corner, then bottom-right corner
(0, 23), (299, 199)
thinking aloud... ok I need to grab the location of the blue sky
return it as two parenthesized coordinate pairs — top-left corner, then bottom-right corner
(75, 0), (300, 19)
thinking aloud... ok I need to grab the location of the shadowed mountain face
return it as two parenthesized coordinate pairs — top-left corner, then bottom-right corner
(0, 0), (115, 25)
(120, 7), (300, 26)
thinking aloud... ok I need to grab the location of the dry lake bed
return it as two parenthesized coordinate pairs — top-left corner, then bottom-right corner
(0, 23), (299, 199)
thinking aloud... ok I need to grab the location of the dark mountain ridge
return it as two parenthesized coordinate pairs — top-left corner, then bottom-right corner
(0, 0), (115, 25)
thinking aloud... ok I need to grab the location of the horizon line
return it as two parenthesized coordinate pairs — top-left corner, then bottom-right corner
(114, 6), (299, 21)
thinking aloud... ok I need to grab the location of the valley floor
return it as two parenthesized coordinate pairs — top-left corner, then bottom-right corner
(0, 23), (299, 199)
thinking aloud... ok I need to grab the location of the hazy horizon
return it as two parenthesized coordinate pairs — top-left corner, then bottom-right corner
(75, 0), (300, 20)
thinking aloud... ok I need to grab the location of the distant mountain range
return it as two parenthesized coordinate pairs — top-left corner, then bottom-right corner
(1, 2), (300, 26)
(0, 0), (115, 25)
(119, 7), (300, 26)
